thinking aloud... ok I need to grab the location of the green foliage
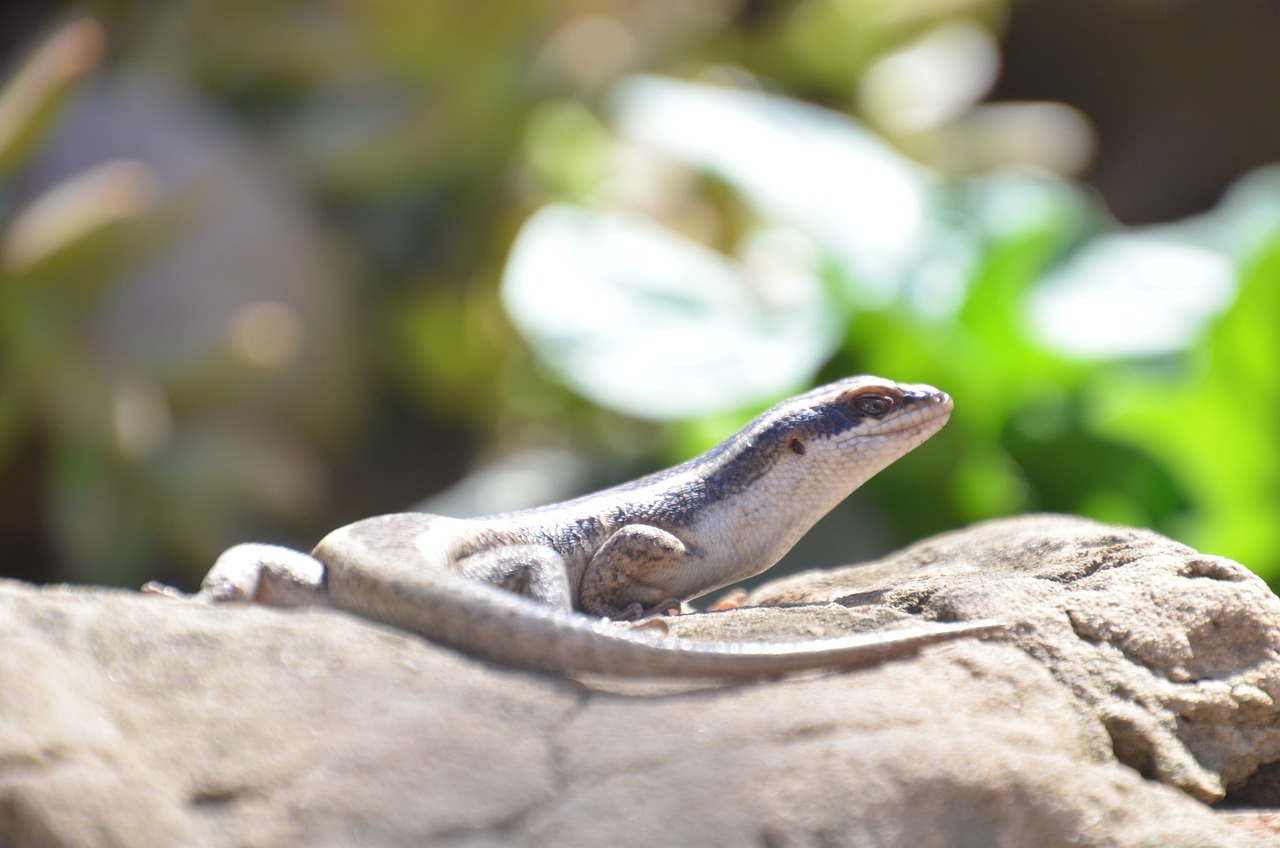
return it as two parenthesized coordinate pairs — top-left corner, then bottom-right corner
(504, 80), (1280, 582)
(5, 0), (1278, 591)
(0, 21), (102, 176)
(1093, 227), (1280, 573)
(0, 22), (151, 464)
(1, 18), (352, 586)
(0, 20), (176, 581)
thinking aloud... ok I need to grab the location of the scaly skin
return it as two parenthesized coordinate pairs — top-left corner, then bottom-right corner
(154, 376), (1003, 678)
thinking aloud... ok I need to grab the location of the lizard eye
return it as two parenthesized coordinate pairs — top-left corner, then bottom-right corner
(854, 393), (895, 417)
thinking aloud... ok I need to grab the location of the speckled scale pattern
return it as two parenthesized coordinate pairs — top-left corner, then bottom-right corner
(187, 375), (1001, 677)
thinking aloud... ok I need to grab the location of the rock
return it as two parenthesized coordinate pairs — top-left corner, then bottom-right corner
(1, 514), (1277, 847)
(747, 513), (1280, 805)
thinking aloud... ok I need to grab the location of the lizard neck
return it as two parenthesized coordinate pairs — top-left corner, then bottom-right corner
(662, 434), (920, 597)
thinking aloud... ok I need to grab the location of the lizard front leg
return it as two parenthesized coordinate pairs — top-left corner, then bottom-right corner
(578, 525), (692, 620)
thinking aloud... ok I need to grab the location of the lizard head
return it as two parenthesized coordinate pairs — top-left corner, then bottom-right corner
(686, 375), (953, 584)
(705, 375), (952, 505)
(771, 375), (952, 463)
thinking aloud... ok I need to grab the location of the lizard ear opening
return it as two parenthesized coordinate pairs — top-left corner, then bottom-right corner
(790, 438), (806, 455)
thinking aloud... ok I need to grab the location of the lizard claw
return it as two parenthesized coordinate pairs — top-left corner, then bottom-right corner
(141, 581), (190, 600)
(605, 598), (683, 620)
(649, 598), (683, 617)
(609, 602), (647, 621)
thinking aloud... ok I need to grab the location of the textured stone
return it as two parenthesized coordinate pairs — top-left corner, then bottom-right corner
(2, 514), (1277, 846)
(749, 514), (1280, 804)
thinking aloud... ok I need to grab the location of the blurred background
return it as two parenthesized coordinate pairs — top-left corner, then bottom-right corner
(1, 0), (1278, 593)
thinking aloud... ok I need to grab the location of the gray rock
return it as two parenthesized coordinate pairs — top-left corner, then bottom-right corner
(748, 513), (1280, 804)
(1, 514), (1275, 847)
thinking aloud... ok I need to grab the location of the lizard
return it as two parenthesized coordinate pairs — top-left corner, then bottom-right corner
(147, 375), (1003, 678)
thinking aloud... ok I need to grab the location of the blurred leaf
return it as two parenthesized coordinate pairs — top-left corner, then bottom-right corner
(502, 204), (844, 420)
(0, 19), (104, 178)
(858, 21), (1000, 135)
(610, 75), (935, 302)
(2, 159), (160, 275)
(1029, 232), (1236, 359)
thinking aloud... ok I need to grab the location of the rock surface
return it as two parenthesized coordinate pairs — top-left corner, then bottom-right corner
(2, 514), (1278, 847)
(747, 513), (1280, 804)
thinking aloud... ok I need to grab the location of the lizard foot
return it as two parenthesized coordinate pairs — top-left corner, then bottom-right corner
(201, 543), (327, 607)
(606, 597), (682, 621)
